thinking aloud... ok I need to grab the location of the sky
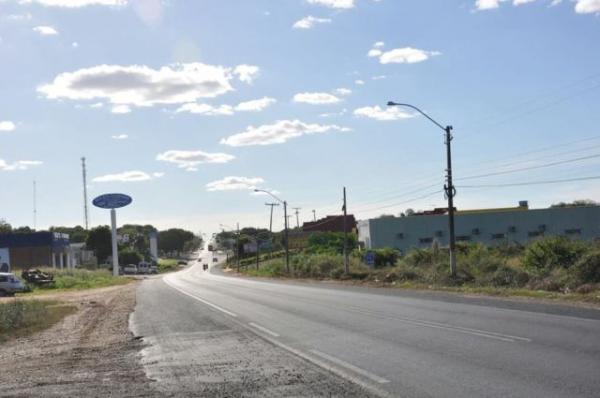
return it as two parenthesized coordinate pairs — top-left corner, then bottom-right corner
(1, 0), (599, 237)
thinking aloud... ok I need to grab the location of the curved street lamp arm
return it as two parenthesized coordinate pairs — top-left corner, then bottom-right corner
(254, 189), (284, 204)
(387, 101), (447, 132)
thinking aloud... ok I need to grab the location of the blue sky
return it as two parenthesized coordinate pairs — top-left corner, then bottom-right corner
(1, 0), (599, 235)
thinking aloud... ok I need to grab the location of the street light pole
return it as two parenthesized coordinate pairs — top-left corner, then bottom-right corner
(255, 189), (290, 274)
(387, 101), (457, 277)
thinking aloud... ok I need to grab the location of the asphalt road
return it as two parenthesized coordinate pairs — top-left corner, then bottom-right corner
(131, 251), (600, 397)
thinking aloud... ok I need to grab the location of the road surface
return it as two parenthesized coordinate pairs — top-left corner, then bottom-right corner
(131, 251), (600, 397)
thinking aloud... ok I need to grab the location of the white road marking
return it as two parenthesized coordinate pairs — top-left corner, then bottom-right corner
(163, 277), (238, 317)
(248, 322), (280, 337)
(309, 349), (390, 384)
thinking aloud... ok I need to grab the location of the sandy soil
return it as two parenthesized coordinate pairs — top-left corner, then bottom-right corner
(0, 284), (157, 397)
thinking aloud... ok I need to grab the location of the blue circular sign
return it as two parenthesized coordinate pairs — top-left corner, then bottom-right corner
(92, 193), (132, 209)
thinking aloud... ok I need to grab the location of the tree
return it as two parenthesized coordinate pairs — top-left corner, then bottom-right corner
(50, 225), (88, 243)
(86, 226), (112, 263)
(119, 249), (143, 265)
(0, 219), (11, 233)
(158, 228), (195, 254)
(551, 199), (599, 208)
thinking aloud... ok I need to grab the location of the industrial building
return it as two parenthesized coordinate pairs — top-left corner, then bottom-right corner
(0, 232), (74, 271)
(358, 202), (600, 252)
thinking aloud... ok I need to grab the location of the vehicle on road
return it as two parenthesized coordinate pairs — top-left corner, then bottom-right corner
(203, 263), (208, 271)
(137, 262), (151, 274)
(177, 260), (187, 266)
(212, 257), (218, 263)
(0, 272), (26, 296)
(149, 264), (158, 274)
(123, 264), (138, 275)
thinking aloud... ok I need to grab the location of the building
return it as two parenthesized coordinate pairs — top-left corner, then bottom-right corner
(302, 215), (357, 233)
(358, 202), (600, 252)
(0, 232), (73, 270)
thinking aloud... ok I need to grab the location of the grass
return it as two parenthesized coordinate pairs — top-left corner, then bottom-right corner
(234, 247), (600, 306)
(19, 268), (131, 295)
(0, 299), (77, 342)
(158, 258), (180, 273)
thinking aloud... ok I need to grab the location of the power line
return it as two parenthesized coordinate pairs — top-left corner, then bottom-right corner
(458, 153), (600, 181)
(458, 175), (600, 189)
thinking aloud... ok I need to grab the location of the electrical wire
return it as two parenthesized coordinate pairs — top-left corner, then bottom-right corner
(458, 175), (600, 189)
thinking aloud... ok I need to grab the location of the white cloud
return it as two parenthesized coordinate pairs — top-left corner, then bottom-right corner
(152, 172), (165, 178)
(513, 0), (537, 5)
(293, 15), (332, 29)
(206, 176), (265, 192)
(38, 63), (252, 108)
(354, 105), (415, 121)
(111, 134), (128, 140)
(0, 159), (43, 171)
(220, 120), (350, 147)
(373, 41), (385, 48)
(307, 0), (354, 9)
(368, 49), (382, 57)
(21, 0), (128, 7)
(93, 170), (156, 182)
(575, 0), (600, 13)
(372, 75), (387, 80)
(355, 79), (365, 85)
(233, 64), (260, 84)
(111, 104), (131, 114)
(376, 47), (441, 64)
(235, 97), (276, 112)
(293, 92), (341, 105)
(33, 26), (58, 35)
(176, 103), (234, 116)
(0, 121), (16, 131)
(475, 0), (503, 9)
(334, 88), (352, 96)
(156, 149), (235, 171)
(319, 108), (348, 118)
(5, 13), (32, 21)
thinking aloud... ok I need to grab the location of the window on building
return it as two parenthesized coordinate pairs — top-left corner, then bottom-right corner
(419, 237), (433, 244)
(565, 229), (582, 235)
(472, 228), (481, 235)
(538, 224), (546, 232)
(0, 276), (7, 282)
(508, 226), (517, 233)
(457, 236), (471, 242)
(491, 233), (506, 240)
(528, 231), (542, 237)
(435, 230), (444, 237)
(396, 233), (404, 239)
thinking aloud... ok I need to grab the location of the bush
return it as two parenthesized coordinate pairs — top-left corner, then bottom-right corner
(373, 248), (400, 268)
(523, 237), (588, 271)
(119, 249), (143, 265)
(574, 250), (600, 284)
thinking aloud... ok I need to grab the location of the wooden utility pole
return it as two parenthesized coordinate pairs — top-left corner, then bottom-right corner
(343, 187), (349, 274)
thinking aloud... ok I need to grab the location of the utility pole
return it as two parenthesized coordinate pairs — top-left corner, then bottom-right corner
(387, 101), (457, 277)
(33, 180), (37, 230)
(236, 222), (240, 272)
(255, 232), (260, 270)
(81, 157), (89, 230)
(343, 187), (349, 274)
(293, 207), (301, 229)
(445, 126), (457, 277)
(265, 203), (279, 232)
(312, 209), (316, 222)
(283, 201), (290, 273)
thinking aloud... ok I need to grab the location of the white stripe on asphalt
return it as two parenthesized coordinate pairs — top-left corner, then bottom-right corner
(248, 322), (280, 337)
(309, 349), (390, 384)
(163, 277), (238, 318)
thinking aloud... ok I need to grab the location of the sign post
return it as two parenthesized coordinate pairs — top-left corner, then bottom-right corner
(92, 193), (132, 277)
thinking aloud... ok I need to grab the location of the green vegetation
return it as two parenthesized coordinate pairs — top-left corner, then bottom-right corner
(157, 258), (178, 273)
(22, 268), (131, 294)
(235, 234), (600, 304)
(0, 300), (77, 342)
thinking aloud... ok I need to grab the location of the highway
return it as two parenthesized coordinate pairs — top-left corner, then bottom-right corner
(131, 251), (600, 397)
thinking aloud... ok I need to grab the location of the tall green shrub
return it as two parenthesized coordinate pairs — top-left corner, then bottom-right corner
(523, 237), (588, 271)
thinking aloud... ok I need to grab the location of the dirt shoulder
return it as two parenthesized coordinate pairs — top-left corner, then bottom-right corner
(0, 283), (157, 398)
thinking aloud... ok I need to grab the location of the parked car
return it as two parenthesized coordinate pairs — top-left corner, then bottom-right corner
(177, 260), (188, 266)
(149, 264), (158, 274)
(123, 264), (138, 275)
(137, 262), (150, 274)
(0, 272), (26, 296)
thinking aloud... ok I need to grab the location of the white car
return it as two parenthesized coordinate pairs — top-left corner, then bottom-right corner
(137, 262), (150, 274)
(0, 272), (26, 296)
(123, 264), (138, 275)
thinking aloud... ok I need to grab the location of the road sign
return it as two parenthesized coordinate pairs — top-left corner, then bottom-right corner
(92, 193), (132, 209)
(364, 251), (376, 267)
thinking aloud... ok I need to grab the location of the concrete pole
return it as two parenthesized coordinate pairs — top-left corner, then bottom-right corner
(59, 252), (64, 270)
(110, 208), (119, 276)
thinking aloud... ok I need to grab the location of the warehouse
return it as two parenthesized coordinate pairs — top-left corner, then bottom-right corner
(358, 202), (600, 252)
(0, 232), (73, 271)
